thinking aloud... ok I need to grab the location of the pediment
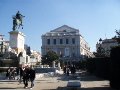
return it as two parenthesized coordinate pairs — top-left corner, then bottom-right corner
(50, 25), (79, 33)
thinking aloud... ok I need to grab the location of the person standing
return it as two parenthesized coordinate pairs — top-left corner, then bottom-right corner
(29, 67), (36, 89)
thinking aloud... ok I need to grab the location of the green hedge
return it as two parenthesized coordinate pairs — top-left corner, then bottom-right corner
(86, 57), (111, 80)
(110, 46), (120, 89)
(86, 58), (96, 73)
(86, 46), (120, 89)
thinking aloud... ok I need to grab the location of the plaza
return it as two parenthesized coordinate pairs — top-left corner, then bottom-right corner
(0, 71), (114, 90)
(0, 1), (120, 90)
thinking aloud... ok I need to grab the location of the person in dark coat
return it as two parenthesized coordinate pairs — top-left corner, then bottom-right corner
(66, 67), (70, 76)
(29, 67), (36, 89)
(23, 66), (30, 88)
(6, 67), (11, 79)
(19, 67), (24, 83)
(16, 67), (19, 76)
(11, 68), (16, 80)
(63, 65), (66, 74)
(70, 65), (76, 75)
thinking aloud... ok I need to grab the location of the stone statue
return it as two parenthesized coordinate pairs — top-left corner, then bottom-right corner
(12, 11), (25, 31)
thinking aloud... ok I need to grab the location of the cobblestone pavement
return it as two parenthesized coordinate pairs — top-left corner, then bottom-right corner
(0, 71), (115, 90)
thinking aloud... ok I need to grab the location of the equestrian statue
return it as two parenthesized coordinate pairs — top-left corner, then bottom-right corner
(12, 11), (25, 31)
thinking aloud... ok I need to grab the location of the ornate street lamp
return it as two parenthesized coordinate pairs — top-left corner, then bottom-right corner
(98, 38), (103, 57)
(99, 38), (102, 44)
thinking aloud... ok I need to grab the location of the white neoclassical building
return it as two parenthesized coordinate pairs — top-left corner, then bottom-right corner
(41, 25), (93, 62)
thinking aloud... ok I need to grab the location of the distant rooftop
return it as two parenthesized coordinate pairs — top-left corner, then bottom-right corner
(102, 39), (118, 44)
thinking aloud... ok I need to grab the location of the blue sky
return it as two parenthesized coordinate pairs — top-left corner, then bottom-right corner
(0, 0), (120, 52)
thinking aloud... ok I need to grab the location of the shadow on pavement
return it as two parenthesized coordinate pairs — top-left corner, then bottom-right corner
(80, 75), (105, 81)
(57, 72), (104, 82)
(0, 82), (15, 84)
(42, 89), (56, 90)
(0, 87), (16, 89)
(0, 80), (17, 82)
(57, 75), (80, 81)
(57, 87), (115, 90)
(78, 71), (105, 81)
(0, 87), (30, 89)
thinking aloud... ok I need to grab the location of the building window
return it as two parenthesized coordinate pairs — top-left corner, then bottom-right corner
(53, 39), (56, 45)
(47, 39), (50, 45)
(72, 38), (75, 44)
(60, 39), (63, 44)
(66, 39), (69, 44)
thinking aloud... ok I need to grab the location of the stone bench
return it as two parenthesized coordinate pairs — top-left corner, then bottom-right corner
(67, 80), (81, 87)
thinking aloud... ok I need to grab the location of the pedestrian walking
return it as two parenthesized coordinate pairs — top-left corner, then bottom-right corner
(23, 66), (29, 88)
(66, 67), (70, 76)
(63, 65), (66, 74)
(6, 67), (11, 80)
(18, 66), (24, 83)
(11, 67), (16, 80)
(29, 67), (36, 89)
(70, 65), (76, 75)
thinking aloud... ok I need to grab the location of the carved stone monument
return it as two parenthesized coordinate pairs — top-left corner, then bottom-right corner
(9, 29), (25, 54)
(9, 11), (27, 66)
(9, 11), (25, 54)
(12, 11), (25, 31)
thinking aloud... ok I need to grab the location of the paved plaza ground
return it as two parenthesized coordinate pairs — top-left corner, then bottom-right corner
(0, 71), (115, 90)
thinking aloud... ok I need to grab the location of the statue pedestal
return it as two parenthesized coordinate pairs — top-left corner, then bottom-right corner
(52, 61), (55, 68)
(9, 31), (25, 54)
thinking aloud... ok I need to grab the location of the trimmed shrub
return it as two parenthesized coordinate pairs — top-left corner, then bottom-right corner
(86, 58), (96, 73)
(86, 57), (111, 80)
(110, 46), (120, 89)
(94, 57), (110, 80)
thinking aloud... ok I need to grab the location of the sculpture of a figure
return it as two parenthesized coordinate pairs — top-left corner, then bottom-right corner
(12, 11), (25, 31)
(13, 17), (17, 31)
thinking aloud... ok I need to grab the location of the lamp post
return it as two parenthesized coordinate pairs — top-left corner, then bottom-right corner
(98, 38), (102, 56)
(99, 38), (102, 44)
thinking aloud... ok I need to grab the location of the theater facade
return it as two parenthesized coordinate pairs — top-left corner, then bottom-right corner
(41, 25), (93, 62)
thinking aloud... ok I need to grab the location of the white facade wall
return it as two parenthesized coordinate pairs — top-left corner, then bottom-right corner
(41, 25), (92, 61)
